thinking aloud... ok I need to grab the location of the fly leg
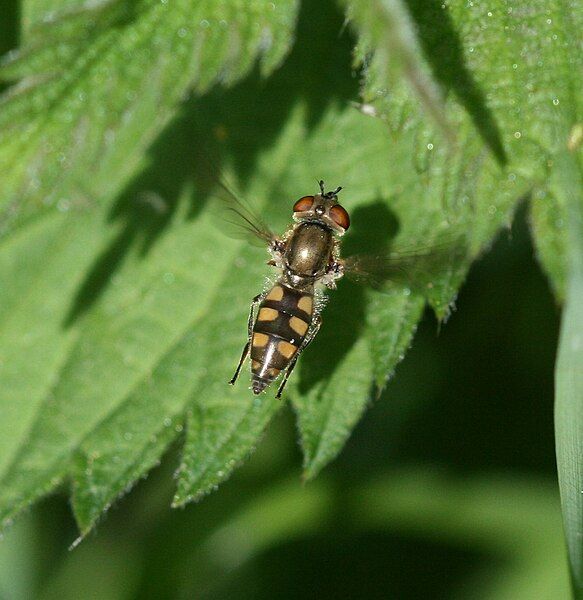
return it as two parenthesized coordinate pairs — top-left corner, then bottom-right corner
(275, 315), (322, 399)
(229, 294), (261, 385)
(321, 260), (344, 289)
(321, 240), (344, 289)
(267, 239), (286, 268)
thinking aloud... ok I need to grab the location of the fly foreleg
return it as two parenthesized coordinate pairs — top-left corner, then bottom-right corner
(275, 314), (322, 399)
(321, 258), (344, 289)
(267, 238), (286, 268)
(229, 294), (262, 385)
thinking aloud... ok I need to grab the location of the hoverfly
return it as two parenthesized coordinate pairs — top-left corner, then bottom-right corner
(225, 178), (458, 398)
(228, 180), (348, 398)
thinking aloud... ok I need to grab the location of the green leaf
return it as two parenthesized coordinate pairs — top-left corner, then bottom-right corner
(553, 137), (583, 598)
(342, 0), (456, 142)
(0, 0), (300, 531)
(285, 0), (581, 480)
(294, 0), (581, 480)
(0, 208), (113, 505)
(0, 0), (299, 232)
(0, 0), (580, 535)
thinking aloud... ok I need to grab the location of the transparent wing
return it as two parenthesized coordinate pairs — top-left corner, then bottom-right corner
(210, 177), (278, 247)
(192, 144), (278, 247)
(342, 236), (468, 292)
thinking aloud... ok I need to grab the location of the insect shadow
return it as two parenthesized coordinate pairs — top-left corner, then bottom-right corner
(63, 0), (357, 326)
(297, 200), (400, 395)
(62, 118), (218, 326)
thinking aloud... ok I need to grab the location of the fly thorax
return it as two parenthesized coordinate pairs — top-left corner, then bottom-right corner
(283, 222), (333, 279)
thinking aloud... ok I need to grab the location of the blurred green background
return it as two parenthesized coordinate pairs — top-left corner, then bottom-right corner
(0, 0), (574, 597)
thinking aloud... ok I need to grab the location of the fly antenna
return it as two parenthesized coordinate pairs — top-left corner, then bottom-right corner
(318, 180), (342, 198)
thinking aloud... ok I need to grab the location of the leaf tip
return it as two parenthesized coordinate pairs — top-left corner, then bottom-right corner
(301, 461), (322, 484)
(172, 482), (212, 508)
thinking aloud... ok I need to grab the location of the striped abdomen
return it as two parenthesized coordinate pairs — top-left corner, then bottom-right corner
(250, 283), (314, 394)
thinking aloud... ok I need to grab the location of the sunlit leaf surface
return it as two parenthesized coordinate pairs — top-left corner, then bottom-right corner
(0, 0), (579, 546)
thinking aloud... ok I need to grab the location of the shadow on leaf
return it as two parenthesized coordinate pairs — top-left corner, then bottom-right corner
(64, 0), (359, 325)
(405, 0), (507, 166)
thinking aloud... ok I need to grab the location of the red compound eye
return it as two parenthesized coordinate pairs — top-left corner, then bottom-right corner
(293, 196), (314, 212)
(329, 204), (350, 230)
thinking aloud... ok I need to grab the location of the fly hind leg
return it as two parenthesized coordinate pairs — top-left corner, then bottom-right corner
(229, 294), (261, 385)
(275, 315), (322, 399)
